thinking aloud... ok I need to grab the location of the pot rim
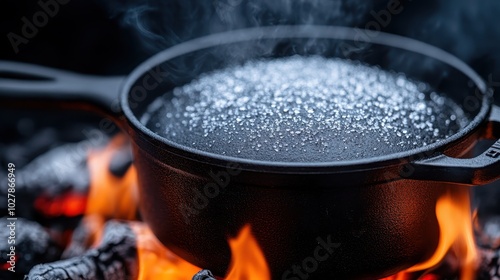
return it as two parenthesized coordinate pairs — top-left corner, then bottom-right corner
(121, 25), (491, 171)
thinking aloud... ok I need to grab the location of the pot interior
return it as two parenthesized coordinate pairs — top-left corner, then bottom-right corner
(123, 27), (489, 166)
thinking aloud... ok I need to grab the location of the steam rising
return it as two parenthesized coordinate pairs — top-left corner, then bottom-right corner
(105, 0), (379, 53)
(103, 0), (499, 100)
(403, 0), (500, 64)
(391, 0), (500, 92)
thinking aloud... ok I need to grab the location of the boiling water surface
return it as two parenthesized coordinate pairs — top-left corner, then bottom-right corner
(142, 56), (468, 162)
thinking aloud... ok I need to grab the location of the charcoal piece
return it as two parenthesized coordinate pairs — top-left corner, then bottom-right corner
(475, 216), (500, 249)
(62, 216), (104, 259)
(192, 269), (216, 280)
(26, 258), (99, 280)
(0, 136), (107, 219)
(108, 146), (133, 178)
(25, 221), (138, 280)
(1, 128), (59, 168)
(15, 142), (95, 194)
(0, 218), (61, 278)
(477, 247), (500, 280)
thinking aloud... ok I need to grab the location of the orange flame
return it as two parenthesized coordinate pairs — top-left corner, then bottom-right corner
(85, 136), (481, 280)
(86, 134), (138, 220)
(132, 223), (271, 280)
(131, 223), (201, 280)
(382, 188), (477, 280)
(225, 225), (271, 280)
(82, 134), (138, 248)
(85, 135), (270, 280)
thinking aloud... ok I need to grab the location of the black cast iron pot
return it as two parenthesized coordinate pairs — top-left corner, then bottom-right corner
(1, 26), (500, 279)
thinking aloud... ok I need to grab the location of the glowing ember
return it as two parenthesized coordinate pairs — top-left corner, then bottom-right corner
(420, 275), (441, 280)
(382, 188), (478, 279)
(86, 134), (138, 220)
(34, 192), (87, 217)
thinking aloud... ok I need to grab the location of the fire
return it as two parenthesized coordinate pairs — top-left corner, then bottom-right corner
(84, 134), (270, 279)
(225, 225), (271, 280)
(86, 134), (138, 220)
(383, 188), (478, 279)
(132, 224), (271, 280)
(131, 223), (201, 280)
(85, 135), (482, 279)
(75, 134), (484, 279)
(82, 134), (138, 247)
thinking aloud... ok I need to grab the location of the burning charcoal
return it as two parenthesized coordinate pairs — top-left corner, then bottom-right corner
(192, 269), (216, 280)
(475, 217), (500, 280)
(0, 218), (61, 279)
(473, 207), (500, 280)
(109, 146), (133, 178)
(475, 216), (500, 249)
(477, 248), (500, 280)
(1, 128), (59, 168)
(26, 221), (138, 280)
(0, 111), (109, 166)
(62, 216), (104, 259)
(15, 142), (95, 194)
(0, 137), (107, 219)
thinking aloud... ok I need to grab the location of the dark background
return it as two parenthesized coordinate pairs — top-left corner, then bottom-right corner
(0, 0), (499, 81)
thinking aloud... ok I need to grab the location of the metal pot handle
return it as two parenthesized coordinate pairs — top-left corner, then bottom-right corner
(410, 104), (500, 185)
(0, 61), (125, 117)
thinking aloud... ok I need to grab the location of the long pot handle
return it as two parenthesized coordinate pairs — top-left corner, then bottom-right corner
(0, 60), (126, 118)
(410, 104), (500, 185)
